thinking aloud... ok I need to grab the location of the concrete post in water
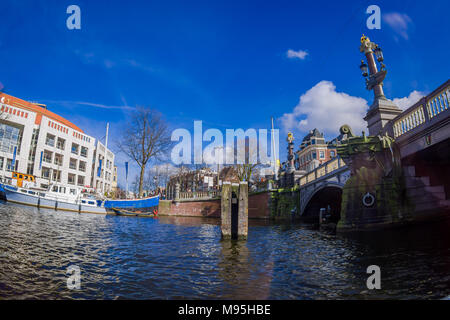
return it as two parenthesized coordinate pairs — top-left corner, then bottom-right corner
(238, 181), (248, 239)
(221, 181), (249, 240)
(221, 182), (232, 239)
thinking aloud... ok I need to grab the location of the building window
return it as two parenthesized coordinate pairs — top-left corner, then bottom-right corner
(311, 139), (316, 145)
(319, 150), (325, 159)
(71, 143), (79, 155)
(312, 152), (317, 159)
(330, 150), (336, 158)
(57, 138), (65, 150)
(80, 146), (88, 157)
(45, 134), (55, 147)
(6, 159), (18, 172)
(69, 158), (77, 170)
(41, 167), (51, 179)
(0, 157), (4, 170)
(79, 161), (86, 172)
(0, 123), (21, 154)
(77, 175), (85, 186)
(43, 150), (52, 163)
(52, 170), (61, 182)
(54, 154), (64, 166)
(26, 162), (34, 175)
(68, 173), (76, 185)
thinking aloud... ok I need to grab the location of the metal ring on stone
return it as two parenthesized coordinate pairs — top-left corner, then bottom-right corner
(362, 192), (375, 207)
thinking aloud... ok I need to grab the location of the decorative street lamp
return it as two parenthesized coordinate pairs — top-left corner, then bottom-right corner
(287, 132), (295, 174)
(359, 60), (368, 77)
(359, 34), (387, 100)
(360, 35), (402, 136)
(374, 45), (383, 62)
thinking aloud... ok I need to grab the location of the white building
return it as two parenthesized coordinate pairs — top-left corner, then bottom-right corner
(91, 140), (115, 194)
(0, 92), (116, 194)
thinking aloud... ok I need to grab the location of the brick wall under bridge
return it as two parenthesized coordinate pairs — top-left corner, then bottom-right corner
(159, 191), (271, 219)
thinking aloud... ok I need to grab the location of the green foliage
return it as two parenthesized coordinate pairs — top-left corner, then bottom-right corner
(270, 190), (299, 220)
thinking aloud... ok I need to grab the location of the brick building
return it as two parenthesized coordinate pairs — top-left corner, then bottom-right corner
(294, 128), (337, 173)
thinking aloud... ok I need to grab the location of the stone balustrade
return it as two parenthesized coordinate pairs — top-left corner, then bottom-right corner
(176, 190), (220, 200)
(299, 157), (345, 187)
(389, 80), (449, 139)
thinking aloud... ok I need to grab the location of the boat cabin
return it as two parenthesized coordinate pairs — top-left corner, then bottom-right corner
(11, 172), (36, 188)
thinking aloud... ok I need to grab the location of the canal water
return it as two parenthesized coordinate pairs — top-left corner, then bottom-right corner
(0, 202), (449, 299)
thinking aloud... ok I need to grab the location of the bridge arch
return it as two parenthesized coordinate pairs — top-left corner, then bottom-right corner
(300, 182), (344, 223)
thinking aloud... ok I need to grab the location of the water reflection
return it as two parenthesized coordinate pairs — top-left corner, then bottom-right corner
(0, 202), (448, 299)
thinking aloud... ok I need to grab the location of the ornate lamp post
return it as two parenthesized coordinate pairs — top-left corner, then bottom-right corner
(287, 132), (295, 174)
(359, 35), (401, 136)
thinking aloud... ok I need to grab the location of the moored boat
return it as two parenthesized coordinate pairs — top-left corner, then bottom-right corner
(0, 172), (107, 214)
(111, 207), (158, 217)
(103, 195), (159, 215)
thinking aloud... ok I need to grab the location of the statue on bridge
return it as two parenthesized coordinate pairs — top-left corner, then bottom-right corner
(337, 125), (401, 177)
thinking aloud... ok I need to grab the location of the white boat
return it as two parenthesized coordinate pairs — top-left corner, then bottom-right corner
(0, 172), (106, 214)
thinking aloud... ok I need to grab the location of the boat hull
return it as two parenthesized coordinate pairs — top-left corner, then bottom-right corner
(111, 208), (157, 217)
(0, 184), (107, 214)
(103, 195), (159, 214)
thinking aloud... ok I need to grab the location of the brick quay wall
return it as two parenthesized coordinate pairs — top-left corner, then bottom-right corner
(159, 191), (271, 219)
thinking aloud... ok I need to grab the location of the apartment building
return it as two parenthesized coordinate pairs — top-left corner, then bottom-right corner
(0, 92), (116, 193)
(294, 128), (337, 173)
(91, 140), (115, 194)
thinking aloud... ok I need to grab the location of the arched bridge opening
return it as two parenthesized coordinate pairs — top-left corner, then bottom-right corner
(302, 186), (342, 224)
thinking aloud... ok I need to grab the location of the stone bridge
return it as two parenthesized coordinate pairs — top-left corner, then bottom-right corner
(297, 79), (450, 225)
(297, 157), (349, 221)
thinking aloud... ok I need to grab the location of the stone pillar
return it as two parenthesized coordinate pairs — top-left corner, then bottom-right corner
(238, 181), (248, 239)
(221, 182), (232, 239)
(287, 133), (295, 174)
(175, 183), (180, 201)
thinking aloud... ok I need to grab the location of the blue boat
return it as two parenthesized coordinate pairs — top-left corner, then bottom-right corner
(103, 195), (159, 215)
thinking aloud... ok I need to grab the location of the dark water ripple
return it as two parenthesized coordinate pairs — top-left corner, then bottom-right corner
(0, 202), (449, 299)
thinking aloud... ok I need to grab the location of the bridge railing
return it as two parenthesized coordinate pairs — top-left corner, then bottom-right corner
(298, 157), (346, 187)
(178, 190), (220, 200)
(388, 80), (450, 139)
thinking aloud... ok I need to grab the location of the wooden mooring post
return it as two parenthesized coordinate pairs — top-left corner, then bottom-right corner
(221, 181), (248, 240)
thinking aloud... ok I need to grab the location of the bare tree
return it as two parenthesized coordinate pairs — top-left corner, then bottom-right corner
(234, 137), (260, 183)
(117, 107), (171, 197)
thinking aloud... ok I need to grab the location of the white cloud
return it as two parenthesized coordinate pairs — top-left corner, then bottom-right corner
(383, 12), (413, 40)
(393, 90), (425, 110)
(286, 49), (308, 60)
(279, 81), (427, 138)
(147, 163), (178, 175)
(279, 81), (369, 136)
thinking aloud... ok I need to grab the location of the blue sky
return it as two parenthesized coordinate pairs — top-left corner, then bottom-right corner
(1, 0), (449, 186)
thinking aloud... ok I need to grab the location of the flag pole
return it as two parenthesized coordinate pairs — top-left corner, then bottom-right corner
(102, 123), (109, 196)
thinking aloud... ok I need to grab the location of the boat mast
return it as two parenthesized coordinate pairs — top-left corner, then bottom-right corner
(102, 122), (109, 196)
(271, 117), (277, 180)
